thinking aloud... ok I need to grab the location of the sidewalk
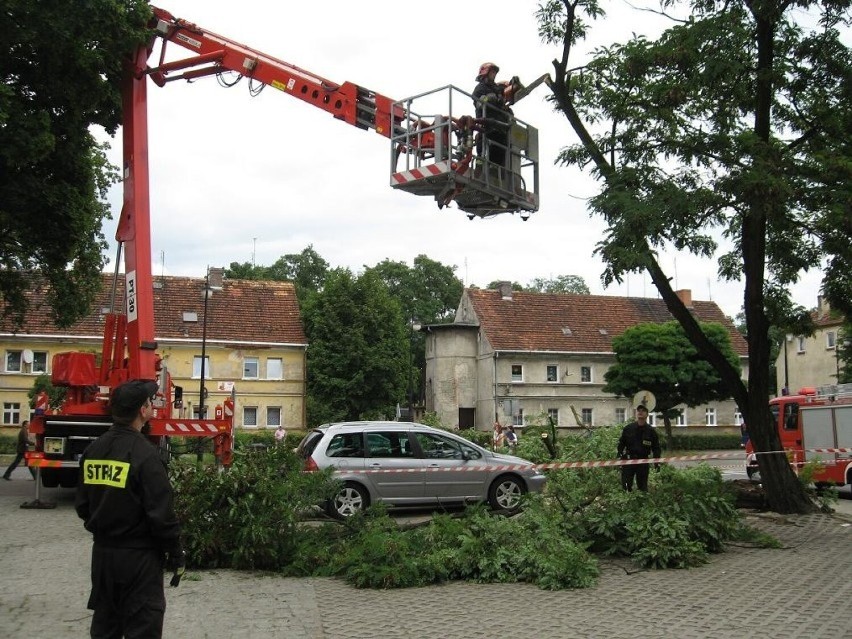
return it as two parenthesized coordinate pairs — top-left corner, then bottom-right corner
(1, 469), (851, 638)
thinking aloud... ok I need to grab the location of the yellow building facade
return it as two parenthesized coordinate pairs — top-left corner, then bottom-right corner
(0, 275), (307, 432)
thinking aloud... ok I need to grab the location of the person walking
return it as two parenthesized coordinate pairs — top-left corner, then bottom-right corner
(75, 379), (185, 638)
(616, 404), (661, 492)
(2, 420), (36, 480)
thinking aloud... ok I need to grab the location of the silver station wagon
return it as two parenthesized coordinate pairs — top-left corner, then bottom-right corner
(296, 421), (547, 519)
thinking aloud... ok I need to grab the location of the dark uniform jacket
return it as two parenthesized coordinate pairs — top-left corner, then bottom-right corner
(617, 421), (662, 460)
(472, 79), (512, 124)
(75, 425), (181, 555)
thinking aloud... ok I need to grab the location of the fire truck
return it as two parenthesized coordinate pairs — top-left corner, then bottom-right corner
(26, 5), (542, 488)
(746, 384), (852, 487)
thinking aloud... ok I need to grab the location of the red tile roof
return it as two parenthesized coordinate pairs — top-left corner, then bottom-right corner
(464, 288), (748, 356)
(0, 274), (306, 345)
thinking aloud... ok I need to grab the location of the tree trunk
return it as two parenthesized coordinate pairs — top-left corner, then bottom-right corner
(662, 415), (674, 450)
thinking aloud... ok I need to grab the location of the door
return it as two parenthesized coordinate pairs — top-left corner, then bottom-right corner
(413, 431), (488, 501)
(363, 430), (424, 503)
(458, 407), (475, 430)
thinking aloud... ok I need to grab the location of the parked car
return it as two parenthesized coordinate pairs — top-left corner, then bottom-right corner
(296, 421), (547, 519)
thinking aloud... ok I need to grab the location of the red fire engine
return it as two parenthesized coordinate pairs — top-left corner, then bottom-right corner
(26, 6), (542, 489)
(746, 384), (852, 487)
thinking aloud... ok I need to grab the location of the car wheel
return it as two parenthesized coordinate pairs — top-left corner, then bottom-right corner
(326, 482), (369, 519)
(488, 474), (525, 513)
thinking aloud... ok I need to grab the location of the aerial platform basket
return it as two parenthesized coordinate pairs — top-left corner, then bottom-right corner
(390, 85), (540, 219)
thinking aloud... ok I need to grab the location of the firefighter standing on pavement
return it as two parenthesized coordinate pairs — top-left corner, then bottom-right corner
(617, 404), (661, 492)
(75, 379), (185, 638)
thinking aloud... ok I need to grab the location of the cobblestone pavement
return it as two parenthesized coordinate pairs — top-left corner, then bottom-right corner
(1, 468), (850, 638)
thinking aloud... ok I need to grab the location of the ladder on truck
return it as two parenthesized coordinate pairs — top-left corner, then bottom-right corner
(390, 85), (539, 219)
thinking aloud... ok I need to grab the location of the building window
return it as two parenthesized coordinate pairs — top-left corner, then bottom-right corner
(3, 403), (21, 425)
(827, 331), (836, 349)
(546, 365), (558, 382)
(192, 356), (210, 379)
(513, 408), (524, 426)
(547, 408), (559, 425)
(511, 365), (523, 382)
(193, 405), (209, 419)
(676, 411), (686, 427)
(705, 408), (717, 426)
(32, 351), (48, 373)
(266, 358), (283, 380)
(5, 351), (22, 373)
(4, 350), (49, 374)
(648, 413), (656, 427)
(615, 408), (626, 423)
(580, 366), (592, 383)
(734, 411), (743, 426)
(243, 406), (258, 427)
(267, 406), (281, 427)
(581, 408), (592, 426)
(797, 336), (806, 353)
(243, 357), (259, 379)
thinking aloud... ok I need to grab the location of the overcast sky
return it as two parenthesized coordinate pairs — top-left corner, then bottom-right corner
(97, 0), (825, 318)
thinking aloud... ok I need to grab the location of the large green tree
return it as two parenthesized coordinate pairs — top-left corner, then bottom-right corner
(0, 0), (150, 327)
(537, 0), (851, 512)
(365, 255), (464, 406)
(302, 268), (407, 425)
(603, 322), (742, 444)
(226, 245), (329, 303)
(526, 274), (590, 294)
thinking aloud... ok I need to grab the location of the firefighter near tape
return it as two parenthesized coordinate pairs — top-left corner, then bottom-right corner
(617, 404), (662, 492)
(75, 379), (185, 638)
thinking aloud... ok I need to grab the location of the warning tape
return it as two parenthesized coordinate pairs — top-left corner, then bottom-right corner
(335, 448), (851, 475)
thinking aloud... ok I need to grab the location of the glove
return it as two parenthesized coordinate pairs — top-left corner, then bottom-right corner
(166, 549), (186, 588)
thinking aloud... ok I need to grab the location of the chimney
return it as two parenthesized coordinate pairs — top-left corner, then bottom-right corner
(816, 295), (830, 319)
(675, 289), (693, 309)
(497, 281), (513, 300)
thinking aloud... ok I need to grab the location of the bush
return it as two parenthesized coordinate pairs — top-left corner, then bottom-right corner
(172, 422), (774, 589)
(170, 444), (338, 570)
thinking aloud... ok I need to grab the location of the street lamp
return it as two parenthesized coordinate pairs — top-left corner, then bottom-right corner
(408, 320), (421, 421)
(197, 267), (224, 460)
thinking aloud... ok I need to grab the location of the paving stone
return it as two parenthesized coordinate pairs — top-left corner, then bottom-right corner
(0, 488), (850, 638)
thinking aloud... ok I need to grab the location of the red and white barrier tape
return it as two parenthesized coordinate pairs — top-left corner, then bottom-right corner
(335, 448), (851, 474)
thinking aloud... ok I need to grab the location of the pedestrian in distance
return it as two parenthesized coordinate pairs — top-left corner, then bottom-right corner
(274, 423), (287, 444)
(492, 419), (505, 452)
(2, 419), (36, 480)
(504, 425), (518, 451)
(616, 404), (661, 492)
(75, 379), (185, 639)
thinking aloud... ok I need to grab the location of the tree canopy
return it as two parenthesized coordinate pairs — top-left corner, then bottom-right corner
(603, 321), (742, 440)
(302, 268), (407, 425)
(0, 0), (151, 327)
(537, 0), (851, 512)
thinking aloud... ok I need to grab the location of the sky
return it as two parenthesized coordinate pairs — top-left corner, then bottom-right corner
(97, 0), (825, 319)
